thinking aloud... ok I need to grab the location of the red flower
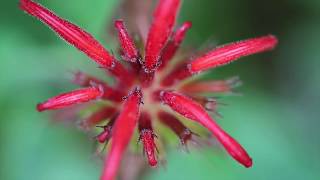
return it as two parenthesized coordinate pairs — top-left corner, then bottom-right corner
(20, 0), (278, 179)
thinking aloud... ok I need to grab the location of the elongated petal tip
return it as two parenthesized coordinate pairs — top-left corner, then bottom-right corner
(219, 132), (253, 168)
(149, 158), (158, 167)
(245, 159), (253, 168)
(36, 103), (45, 112)
(114, 20), (123, 27)
(190, 35), (278, 73)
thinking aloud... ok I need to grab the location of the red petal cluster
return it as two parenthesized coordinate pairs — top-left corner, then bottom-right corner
(20, 0), (278, 179)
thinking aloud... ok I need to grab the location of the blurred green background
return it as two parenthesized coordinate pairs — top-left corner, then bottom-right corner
(1, 0), (319, 180)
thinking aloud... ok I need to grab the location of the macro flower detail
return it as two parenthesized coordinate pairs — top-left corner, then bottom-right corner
(20, 0), (278, 179)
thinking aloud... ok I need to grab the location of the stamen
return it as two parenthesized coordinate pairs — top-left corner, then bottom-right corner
(160, 91), (252, 168)
(189, 96), (223, 118)
(189, 35), (278, 73)
(37, 86), (104, 112)
(180, 77), (242, 94)
(101, 87), (142, 180)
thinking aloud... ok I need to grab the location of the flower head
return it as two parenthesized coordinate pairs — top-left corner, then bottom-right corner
(20, 0), (278, 179)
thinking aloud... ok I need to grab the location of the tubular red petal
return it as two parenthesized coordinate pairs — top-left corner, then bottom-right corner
(144, 0), (181, 71)
(101, 88), (142, 180)
(20, 0), (114, 68)
(158, 111), (194, 145)
(190, 35), (278, 73)
(37, 86), (104, 112)
(138, 113), (157, 166)
(79, 106), (116, 130)
(160, 91), (252, 168)
(114, 20), (140, 63)
(159, 21), (192, 70)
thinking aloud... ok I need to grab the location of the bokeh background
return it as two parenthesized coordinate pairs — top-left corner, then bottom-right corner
(1, 0), (319, 180)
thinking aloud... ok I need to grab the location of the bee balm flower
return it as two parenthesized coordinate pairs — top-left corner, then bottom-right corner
(20, 0), (278, 179)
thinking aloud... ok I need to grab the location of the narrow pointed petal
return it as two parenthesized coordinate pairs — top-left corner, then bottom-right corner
(159, 21), (192, 70)
(144, 0), (181, 71)
(114, 20), (140, 63)
(20, 0), (114, 68)
(158, 111), (194, 145)
(189, 35), (278, 73)
(138, 113), (157, 166)
(181, 77), (242, 94)
(37, 86), (104, 112)
(101, 88), (142, 180)
(160, 91), (252, 168)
